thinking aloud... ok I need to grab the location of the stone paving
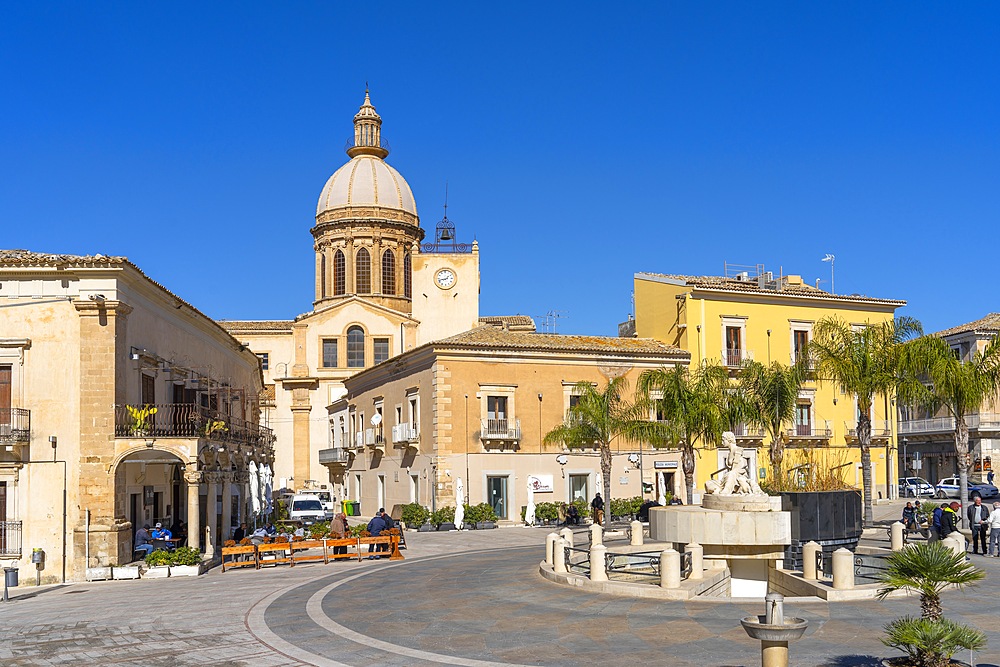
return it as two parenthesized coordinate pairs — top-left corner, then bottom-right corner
(0, 499), (997, 666)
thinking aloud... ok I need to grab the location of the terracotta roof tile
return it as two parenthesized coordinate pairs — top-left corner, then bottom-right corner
(933, 313), (1000, 338)
(478, 315), (536, 331)
(637, 272), (906, 306)
(218, 320), (294, 333)
(436, 326), (686, 356)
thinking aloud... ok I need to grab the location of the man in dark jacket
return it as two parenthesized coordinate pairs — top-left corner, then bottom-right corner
(967, 497), (989, 554)
(941, 501), (961, 539)
(591, 493), (604, 526)
(367, 510), (386, 558)
(931, 504), (946, 542)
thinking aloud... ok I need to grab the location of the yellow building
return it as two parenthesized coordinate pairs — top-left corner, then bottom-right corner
(325, 321), (690, 519)
(631, 265), (906, 502)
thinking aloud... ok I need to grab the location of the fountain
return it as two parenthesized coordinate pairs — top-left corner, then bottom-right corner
(740, 592), (808, 667)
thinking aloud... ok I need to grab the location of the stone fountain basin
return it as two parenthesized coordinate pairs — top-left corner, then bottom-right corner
(740, 616), (809, 642)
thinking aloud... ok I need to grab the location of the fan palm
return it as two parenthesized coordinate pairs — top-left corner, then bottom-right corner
(900, 334), (1000, 508)
(882, 616), (986, 667)
(543, 376), (641, 531)
(810, 316), (922, 526)
(634, 362), (728, 504)
(739, 360), (806, 484)
(876, 541), (984, 620)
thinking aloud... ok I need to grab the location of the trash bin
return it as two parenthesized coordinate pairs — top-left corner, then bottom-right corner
(4, 567), (17, 588)
(350, 501), (361, 516)
(342, 500), (351, 516)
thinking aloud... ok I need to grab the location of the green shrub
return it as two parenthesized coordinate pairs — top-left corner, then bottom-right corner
(430, 506), (455, 527)
(535, 502), (560, 521)
(472, 502), (497, 523)
(400, 503), (430, 528)
(308, 521), (330, 538)
(882, 616), (985, 666)
(144, 550), (172, 567)
(348, 524), (367, 537)
(171, 546), (201, 566)
(273, 498), (290, 521)
(609, 496), (644, 519)
(571, 498), (590, 520)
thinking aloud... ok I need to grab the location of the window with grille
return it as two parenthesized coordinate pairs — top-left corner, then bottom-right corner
(347, 326), (365, 368)
(382, 250), (395, 295)
(356, 248), (371, 294)
(403, 253), (412, 298)
(322, 339), (338, 368)
(374, 337), (389, 365)
(333, 250), (346, 295)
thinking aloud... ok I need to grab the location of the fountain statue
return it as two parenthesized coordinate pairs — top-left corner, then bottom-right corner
(705, 431), (764, 496)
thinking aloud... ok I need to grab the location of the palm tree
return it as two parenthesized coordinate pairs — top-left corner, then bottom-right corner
(877, 541), (984, 620)
(543, 376), (640, 531)
(810, 316), (922, 526)
(739, 360), (806, 484)
(900, 333), (1000, 507)
(635, 362), (728, 504)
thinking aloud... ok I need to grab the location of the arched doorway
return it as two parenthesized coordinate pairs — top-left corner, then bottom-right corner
(114, 448), (189, 545)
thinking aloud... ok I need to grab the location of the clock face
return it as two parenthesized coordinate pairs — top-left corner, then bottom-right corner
(435, 268), (456, 289)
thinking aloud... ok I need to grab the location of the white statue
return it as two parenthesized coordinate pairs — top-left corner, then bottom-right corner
(705, 431), (764, 496)
(525, 480), (536, 526)
(454, 478), (465, 529)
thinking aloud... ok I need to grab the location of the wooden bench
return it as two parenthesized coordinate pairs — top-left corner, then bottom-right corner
(221, 544), (258, 571)
(290, 539), (328, 564)
(256, 542), (292, 567)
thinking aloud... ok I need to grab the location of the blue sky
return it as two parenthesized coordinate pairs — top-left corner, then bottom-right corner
(3, 3), (998, 336)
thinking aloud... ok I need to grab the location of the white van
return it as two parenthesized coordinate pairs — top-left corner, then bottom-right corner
(298, 489), (335, 519)
(288, 494), (327, 525)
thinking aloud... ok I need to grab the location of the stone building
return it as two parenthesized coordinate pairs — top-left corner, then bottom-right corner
(221, 91), (479, 494)
(323, 322), (690, 519)
(0, 250), (271, 582)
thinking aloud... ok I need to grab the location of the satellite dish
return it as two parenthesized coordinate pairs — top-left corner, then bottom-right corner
(370, 413), (382, 426)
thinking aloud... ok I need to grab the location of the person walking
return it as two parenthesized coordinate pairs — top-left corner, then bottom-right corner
(967, 496), (989, 555)
(590, 493), (604, 526)
(901, 502), (917, 530)
(987, 502), (1000, 557)
(988, 469), (995, 485)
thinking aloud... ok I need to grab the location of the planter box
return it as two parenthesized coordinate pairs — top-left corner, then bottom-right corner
(169, 563), (205, 577)
(417, 523), (435, 532)
(780, 489), (863, 568)
(476, 521), (496, 530)
(437, 522), (456, 531)
(86, 566), (113, 581)
(112, 565), (140, 580)
(143, 565), (170, 579)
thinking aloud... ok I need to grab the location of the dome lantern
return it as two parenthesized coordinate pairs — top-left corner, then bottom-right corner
(347, 89), (389, 159)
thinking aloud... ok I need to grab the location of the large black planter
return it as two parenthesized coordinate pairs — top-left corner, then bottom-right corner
(780, 490), (862, 569)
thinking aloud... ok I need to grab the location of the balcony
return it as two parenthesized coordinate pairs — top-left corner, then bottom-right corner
(845, 420), (892, 445)
(481, 418), (521, 449)
(722, 348), (753, 368)
(318, 447), (352, 466)
(899, 413), (1000, 436)
(732, 423), (765, 442)
(0, 408), (30, 447)
(391, 422), (419, 446)
(364, 428), (385, 450)
(113, 403), (275, 448)
(0, 521), (22, 557)
(786, 421), (833, 445)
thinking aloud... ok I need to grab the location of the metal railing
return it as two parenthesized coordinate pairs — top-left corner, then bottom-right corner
(732, 423), (765, 439)
(722, 348), (753, 367)
(113, 404), (274, 446)
(854, 552), (891, 584)
(0, 408), (30, 444)
(318, 448), (351, 465)
(564, 546), (693, 582)
(845, 420), (892, 438)
(391, 422), (418, 444)
(565, 546), (590, 573)
(363, 428), (384, 446)
(787, 421), (833, 438)
(0, 521), (22, 557)
(481, 418), (521, 440)
(354, 432), (365, 448)
(899, 412), (1000, 435)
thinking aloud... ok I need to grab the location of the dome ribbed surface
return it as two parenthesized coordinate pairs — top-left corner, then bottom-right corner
(316, 156), (417, 218)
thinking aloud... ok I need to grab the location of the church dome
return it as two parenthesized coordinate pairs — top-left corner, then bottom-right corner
(316, 155), (417, 218)
(315, 91), (418, 221)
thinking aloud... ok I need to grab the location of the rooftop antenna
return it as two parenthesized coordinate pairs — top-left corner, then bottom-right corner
(821, 254), (835, 294)
(536, 310), (567, 333)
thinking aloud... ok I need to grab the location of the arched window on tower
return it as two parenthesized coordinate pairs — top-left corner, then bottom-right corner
(382, 249), (396, 295)
(333, 250), (346, 295)
(320, 254), (327, 298)
(403, 253), (412, 298)
(347, 326), (365, 368)
(356, 248), (371, 294)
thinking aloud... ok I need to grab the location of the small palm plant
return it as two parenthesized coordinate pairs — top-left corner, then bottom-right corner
(877, 542), (986, 666)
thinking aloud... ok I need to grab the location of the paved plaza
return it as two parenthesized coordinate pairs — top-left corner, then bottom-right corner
(1, 501), (999, 667)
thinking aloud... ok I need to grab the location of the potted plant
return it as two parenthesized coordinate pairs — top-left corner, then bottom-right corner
(877, 541), (986, 666)
(126, 404), (157, 437)
(400, 502), (430, 530)
(472, 503), (498, 529)
(143, 549), (172, 578)
(431, 506), (456, 531)
(169, 546), (204, 577)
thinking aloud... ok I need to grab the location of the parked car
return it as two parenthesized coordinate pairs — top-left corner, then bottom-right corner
(898, 477), (935, 497)
(934, 476), (999, 500)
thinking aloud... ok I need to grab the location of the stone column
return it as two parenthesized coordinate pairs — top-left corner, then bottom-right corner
(629, 520), (643, 546)
(890, 521), (905, 551)
(802, 541), (820, 580)
(589, 523), (603, 546)
(832, 548), (854, 590)
(660, 548), (680, 588)
(185, 471), (202, 551)
(205, 473), (219, 553)
(553, 537), (567, 573)
(686, 542), (704, 580)
(560, 527), (574, 546)
(545, 532), (559, 566)
(589, 543), (608, 582)
(221, 472), (233, 543)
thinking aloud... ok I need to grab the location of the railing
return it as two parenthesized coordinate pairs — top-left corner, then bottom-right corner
(787, 421), (833, 439)
(481, 418), (521, 440)
(732, 423), (765, 439)
(565, 546), (693, 582)
(391, 422), (418, 444)
(354, 432), (365, 448)
(565, 546), (591, 573)
(899, 413), (1000, 435)
(318, 448), (351, 465)
(854, 552), (891, 584)
(722, 348), (753, 367)
(113, 404), (274, 447)
(845, 420), (892, 438)
(0, 408), (30, 444)
(0, 521), (22, 557)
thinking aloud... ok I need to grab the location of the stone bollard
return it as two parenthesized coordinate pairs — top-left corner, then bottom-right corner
(686, 543), (704, 580)
(660, 548), (681, 589)
(942, 534), (964, 557)
(630, 520), (643, 546)
(890, 521), (905, 551)
(545, 532), (559, 566)
(831, 548), (854, 590)
(560, 527), (574, 547)
(801, 541), (820, 580)
(589, 543), (608, 582)
(204, 526), (214, 559)
(590, 523), (603, 546)
(553, 537), (568, 573)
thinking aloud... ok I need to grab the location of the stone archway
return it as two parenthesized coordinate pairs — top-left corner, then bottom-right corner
(113, 448), (189, 548)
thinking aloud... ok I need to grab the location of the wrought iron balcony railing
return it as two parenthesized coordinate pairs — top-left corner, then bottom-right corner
(898, 413), (1000, 435)
(0, 408), (30, 444)
(114, 404), (274, 447)
(481, 418), (521, 441)
(845, 420), (892, 439)
(722, 348), (754, 368)
(787, 421), (833, 439)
